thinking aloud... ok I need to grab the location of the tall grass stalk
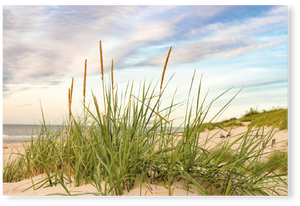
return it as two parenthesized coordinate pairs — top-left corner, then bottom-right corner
(155, 46), (172, 124)
(68, 77), (74, 125)
(99, 41), (106, 115)
(83, 59), (87, 141)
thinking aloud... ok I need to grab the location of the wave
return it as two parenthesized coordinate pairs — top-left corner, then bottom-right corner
(3, 134), (38, 143)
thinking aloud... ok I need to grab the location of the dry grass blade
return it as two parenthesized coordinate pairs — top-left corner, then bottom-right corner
(71, 77), (74, 98)
(69, 77), (74, 123)
(111, 59), (114, 93)
(100, 41), (104, 81)
(99, 40), (106, 114)
(93, 94), (100, 115)
(160, 47), (172, 91)
(68, 88), (71, 122)
(156, 47), (172, 124)
(83, 60), (87, 104)
(83, 59), (87, 141)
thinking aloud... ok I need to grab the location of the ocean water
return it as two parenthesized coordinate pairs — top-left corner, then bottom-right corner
(3, 124), (185, 143)
(3, 124), (60, 143)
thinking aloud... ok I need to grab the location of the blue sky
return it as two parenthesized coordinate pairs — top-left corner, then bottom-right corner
(2, 5), (288, 126)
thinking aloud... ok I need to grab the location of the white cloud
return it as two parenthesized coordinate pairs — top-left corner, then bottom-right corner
(138, 6), (287, 68)
(195, 6), (227, 17)
(266, 5), (288, 16)
(3, 6), (135, 84)
(127, 21), (174, 42)
(193, 14), (286, 42)
(3, 5), (183, 89)
(2, 5), (288, 127)
(208, 38), (285, 59)
(139, 34), (286, 69)
(3, 5), (288, 110)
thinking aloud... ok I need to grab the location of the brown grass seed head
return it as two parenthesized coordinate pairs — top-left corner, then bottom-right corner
(83, 59), (87, 103)
(100, 41), (104, 81)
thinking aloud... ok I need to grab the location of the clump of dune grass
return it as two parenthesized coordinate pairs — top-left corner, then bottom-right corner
(3, 153), (26, 182)
(240, 108), (287, 130)
(3, 42), (287, 196)
(202, 118), (244, 131)
(255, 149), (288, 174)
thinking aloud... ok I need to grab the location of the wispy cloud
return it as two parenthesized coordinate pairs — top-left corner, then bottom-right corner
(137, 6), (287, 67)
(3, 5), (287, 100)
(215, 76), (288, 91)
(3, 6), (143, 84)
(17, 103), (33, 107)
(136, 37), (286, 69)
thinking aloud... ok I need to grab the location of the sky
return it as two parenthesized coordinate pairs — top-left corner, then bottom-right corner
(2, 4), (288, 126)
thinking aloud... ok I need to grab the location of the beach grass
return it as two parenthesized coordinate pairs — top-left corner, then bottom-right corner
(200, 107), (287, 132)
(244, 108), (288, 130)
(3, 42), (287, 196)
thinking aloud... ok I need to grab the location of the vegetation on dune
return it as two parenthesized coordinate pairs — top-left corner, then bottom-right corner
(3, 42), (287, 196)
(241, 108), (288, 131)
(202, 107), (287, 132)
(201, 118), (244, 131)
(255, 150), (288, 174)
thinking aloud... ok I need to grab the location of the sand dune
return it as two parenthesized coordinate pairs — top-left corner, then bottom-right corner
(2, 123), (288, 196)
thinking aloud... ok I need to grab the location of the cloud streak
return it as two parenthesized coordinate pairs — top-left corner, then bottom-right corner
(136, 6), (287, 67)
(3, 5), (287, 100)
(17, 104), (33, 107)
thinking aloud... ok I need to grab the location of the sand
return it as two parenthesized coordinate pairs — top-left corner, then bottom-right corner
(2, 123), (288, 196)
(198, 122), (288, 155)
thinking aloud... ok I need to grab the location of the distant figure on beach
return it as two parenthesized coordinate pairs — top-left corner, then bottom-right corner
(27, 146), (30, 153)
(226, 132), (231, 137)
(272, 139), (276, 148)
(220, 132), (225, 138)
(262, 141), (266, 147)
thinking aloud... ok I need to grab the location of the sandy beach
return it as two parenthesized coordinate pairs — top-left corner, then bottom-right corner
(2, 123), (288, 196)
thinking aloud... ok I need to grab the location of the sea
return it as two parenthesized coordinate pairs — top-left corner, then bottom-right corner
(3, 124), (185, 143)
(3, 124), (61, 143)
